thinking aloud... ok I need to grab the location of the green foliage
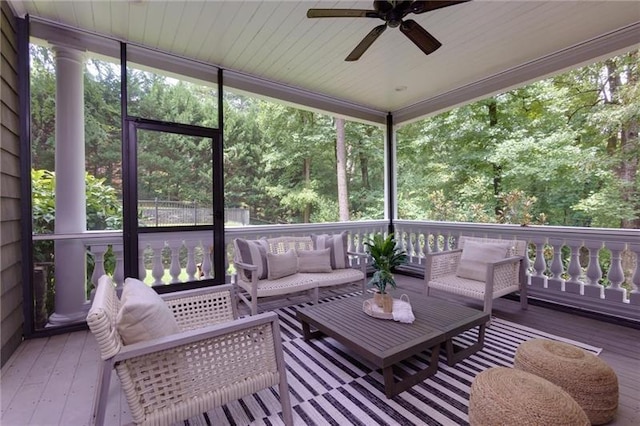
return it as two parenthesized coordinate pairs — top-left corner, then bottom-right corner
(32, 169), (123, 234)
(364, 233), (408, 293)
(29, 42), (639, 230)
(396, 51), (640, 229)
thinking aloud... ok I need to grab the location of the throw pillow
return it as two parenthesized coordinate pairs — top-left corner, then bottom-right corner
(456, 240), (512, 281)
(234, 238), (269, 281)
(311, 231), (349, 269)
(298, 248), (332, 273)
(116, 277), (180, 345)
(267, 249), (298, 280)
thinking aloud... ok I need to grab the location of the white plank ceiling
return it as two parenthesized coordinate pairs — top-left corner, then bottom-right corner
(8, 0), (640, 124)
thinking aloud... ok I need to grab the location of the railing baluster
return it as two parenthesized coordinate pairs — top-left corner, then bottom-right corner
(137, 243), (147, 284)
(109, 244), (124, 289)
(629, 243), (640, 306)
(89, 245), (108, 288)
(530, 237), (547, 288)
(564, 240), (583, 295)
(168, 241), (182, 284)
(584, 240), (604, 298)
(604, 242), (626, 302)
(548, 238), (564, 291)
(150, 241), (166, 285)
(200, 241), (213, 279)
(184, 239), (198, 281)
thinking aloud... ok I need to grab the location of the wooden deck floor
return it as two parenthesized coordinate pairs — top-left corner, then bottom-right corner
(2, 275), (639, 426)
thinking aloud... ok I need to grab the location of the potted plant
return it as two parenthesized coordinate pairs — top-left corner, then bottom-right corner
(364, 233), (408, 313)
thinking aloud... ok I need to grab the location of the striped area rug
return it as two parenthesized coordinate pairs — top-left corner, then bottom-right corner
(188, 293), (602, 426)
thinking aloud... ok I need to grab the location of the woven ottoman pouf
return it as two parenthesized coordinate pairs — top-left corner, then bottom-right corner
(514, 339), (618, 425)
(469, 367), (589, 426)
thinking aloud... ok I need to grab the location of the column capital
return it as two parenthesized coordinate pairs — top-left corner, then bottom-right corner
(52, 44), (86, 63)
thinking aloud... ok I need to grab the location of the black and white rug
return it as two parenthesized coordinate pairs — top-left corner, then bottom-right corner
(188, 293), (602, 426)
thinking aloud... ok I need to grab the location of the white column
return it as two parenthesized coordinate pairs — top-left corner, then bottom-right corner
(48, 45), (88, 326)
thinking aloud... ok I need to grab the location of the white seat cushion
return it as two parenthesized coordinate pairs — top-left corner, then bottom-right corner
(236, 273), (317, 297)
(302, 268), (365, 288)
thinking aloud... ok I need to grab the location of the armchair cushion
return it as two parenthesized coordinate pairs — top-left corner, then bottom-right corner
(235, 238), (269, 280)
(456, 240), (512, 281)
(267, 249), (298, 280)
(116, 277), (180, 345)
(311, 231), (349, 269)
(297, 247), (333, 273)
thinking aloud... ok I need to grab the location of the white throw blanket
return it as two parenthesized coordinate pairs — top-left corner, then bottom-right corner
(392, 296), (415, 323)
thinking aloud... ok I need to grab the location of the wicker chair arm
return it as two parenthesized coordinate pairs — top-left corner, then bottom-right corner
(234, 260), (258, 271)
(486, 256), (523, 293)
(114, 312), (278, 361)
(113, 312), (285, 425)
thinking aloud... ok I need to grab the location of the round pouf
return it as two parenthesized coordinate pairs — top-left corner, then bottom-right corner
(514, 339), (618, 425)
(469, 367), (589, 426)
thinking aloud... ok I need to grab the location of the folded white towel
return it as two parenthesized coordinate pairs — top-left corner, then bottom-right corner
(392, 296), (415, 324)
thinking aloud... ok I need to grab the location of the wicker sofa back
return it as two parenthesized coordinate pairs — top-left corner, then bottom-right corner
(233, 235), (367, 315)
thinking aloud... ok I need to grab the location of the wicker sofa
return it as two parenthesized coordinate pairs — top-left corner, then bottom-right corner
(233, 234), (367, 315)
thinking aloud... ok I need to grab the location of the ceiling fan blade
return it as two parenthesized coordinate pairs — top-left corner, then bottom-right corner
(399, 19), (442, 56)
(307, 9), (378, 19)
(410, 0), (470, 15)
(345, 24), (387, 61)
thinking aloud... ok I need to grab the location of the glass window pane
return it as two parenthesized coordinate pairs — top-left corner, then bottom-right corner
(137, 129), (213, 227)
(223, 90), (384, 225)
(127, 63), (219, 128)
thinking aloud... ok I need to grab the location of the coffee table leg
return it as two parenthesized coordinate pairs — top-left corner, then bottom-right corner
(301, 320), (323, 341)
(382, 343), (441, 398)
(445, 323), (486, 366)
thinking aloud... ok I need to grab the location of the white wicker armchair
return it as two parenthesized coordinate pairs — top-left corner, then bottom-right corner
(424, 236), (528, 316)
(86, 276), (293, 426)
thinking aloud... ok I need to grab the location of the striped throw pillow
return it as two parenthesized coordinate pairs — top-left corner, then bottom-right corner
(234, 238), (269, 281)
(311, 231), (349, 269)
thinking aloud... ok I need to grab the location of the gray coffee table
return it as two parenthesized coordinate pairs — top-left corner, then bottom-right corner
(297, 291), (489, 398)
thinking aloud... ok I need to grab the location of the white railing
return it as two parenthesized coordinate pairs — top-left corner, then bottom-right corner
(34, 219), (640, 323)
(394, 220), (640, 321)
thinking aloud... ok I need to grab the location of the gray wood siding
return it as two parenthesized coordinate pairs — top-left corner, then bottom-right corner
(1, 0), (23, 368)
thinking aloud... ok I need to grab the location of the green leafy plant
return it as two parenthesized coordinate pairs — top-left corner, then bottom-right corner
(364, 233), (408, 294)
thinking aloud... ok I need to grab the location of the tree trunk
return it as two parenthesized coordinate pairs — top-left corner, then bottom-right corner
(606, 57), (640, 229)
(487, 99), (503, 216)
(336, 118), (349, 221)
(359, 152), (370, 189)
(303, 157), (311, 223)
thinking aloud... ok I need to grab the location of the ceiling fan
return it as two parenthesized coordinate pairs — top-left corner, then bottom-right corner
(307, 1), (469, 61)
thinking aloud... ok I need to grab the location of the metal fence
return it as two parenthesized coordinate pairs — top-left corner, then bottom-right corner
(138, 200), (249, 226)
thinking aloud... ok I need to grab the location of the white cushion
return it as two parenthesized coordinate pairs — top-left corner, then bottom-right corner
(267, 249), (298, 280)
(456, 240), (512, 281)
(311, 231), (349, 269)
(298, 248), (332, 273)
(234, 238), (269, 280)
(116, 278), (180, 345)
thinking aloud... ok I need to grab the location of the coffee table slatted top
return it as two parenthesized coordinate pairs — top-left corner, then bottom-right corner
(296, 292), (489, 368)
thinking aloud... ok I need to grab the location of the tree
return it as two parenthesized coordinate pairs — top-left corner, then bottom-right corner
(335, 117), (349, 221)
